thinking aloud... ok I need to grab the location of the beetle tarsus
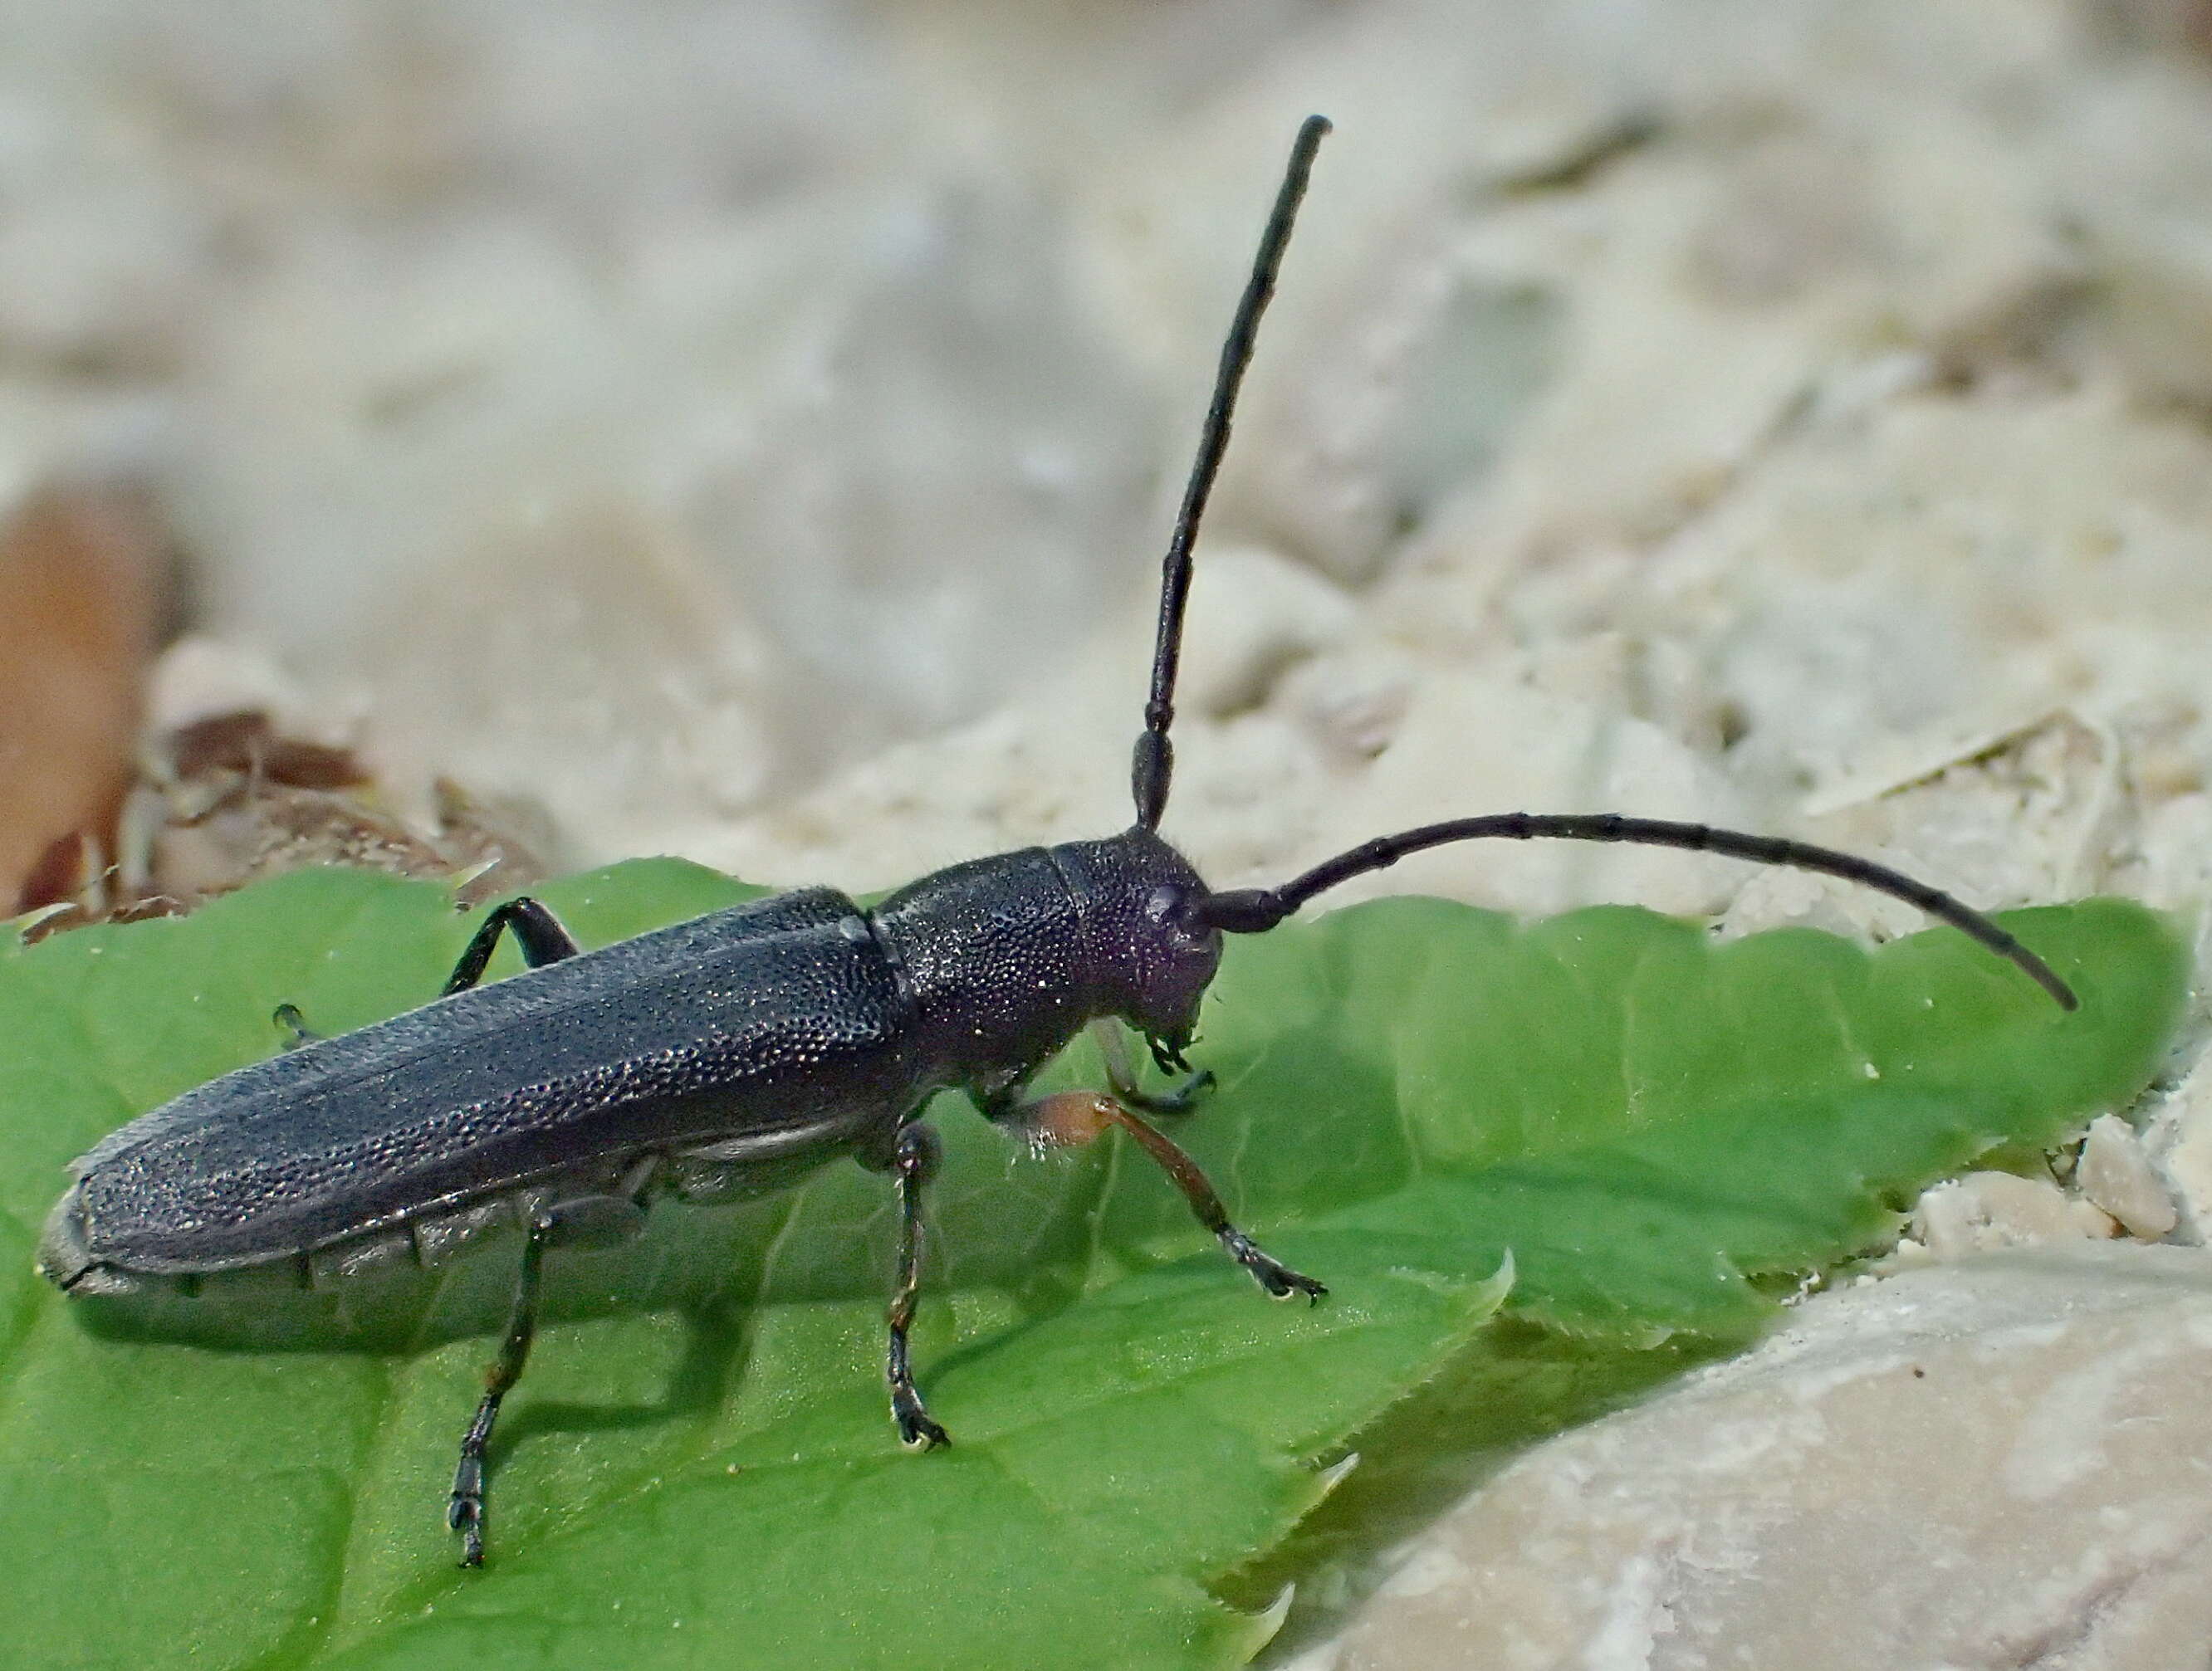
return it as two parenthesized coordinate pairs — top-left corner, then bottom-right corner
(1221, 1229), (1327, 1304)
(893, 1394), (950, 1451)
(449, 1420), (495, 1566)
(272, 1004), (321, 1049)
(1133, 1068), (1215, 1117)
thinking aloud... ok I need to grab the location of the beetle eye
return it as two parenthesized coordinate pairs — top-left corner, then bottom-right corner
(1144, 886), (1211, 951)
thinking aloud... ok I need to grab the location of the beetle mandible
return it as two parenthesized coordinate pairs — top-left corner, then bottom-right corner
(37, 115), (2077, 1567)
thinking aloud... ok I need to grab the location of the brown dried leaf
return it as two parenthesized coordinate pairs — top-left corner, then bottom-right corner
(0, 484), (169, 908)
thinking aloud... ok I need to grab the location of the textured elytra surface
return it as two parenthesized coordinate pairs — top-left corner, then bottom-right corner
(56, 885), (909, 1275)
(0, 857), (2183, 1670)
(68, 906), (886, 1264)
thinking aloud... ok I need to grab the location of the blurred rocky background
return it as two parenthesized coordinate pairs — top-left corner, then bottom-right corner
(7, 2), (2212, 1665)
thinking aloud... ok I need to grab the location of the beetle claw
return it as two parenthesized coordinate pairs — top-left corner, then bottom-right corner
(896, 1405), (951, 1450)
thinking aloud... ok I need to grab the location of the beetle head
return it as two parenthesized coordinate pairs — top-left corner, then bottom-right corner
(1050, 828), (1223, 1068)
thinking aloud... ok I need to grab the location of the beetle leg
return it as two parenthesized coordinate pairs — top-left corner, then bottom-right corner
(885, 1121), (949, 1451)
(1088, 1019), (1214, 1116)
(448, 1190), (649, 1566)
(451, 1212), (551, 1566)
(1020, 1091), (1325, 1304)
(442, 897), (581, 998)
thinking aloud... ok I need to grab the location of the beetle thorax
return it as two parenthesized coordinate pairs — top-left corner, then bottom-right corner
(868, 829), (1222, 1092)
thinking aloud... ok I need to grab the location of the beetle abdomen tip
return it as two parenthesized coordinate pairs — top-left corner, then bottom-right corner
(36, 1188), (149, 1297)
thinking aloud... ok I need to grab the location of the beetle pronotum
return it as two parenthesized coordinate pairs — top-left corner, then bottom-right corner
(39, 115), (2073, 1566)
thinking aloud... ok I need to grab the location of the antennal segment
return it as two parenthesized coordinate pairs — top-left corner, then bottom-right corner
(1200, 813), (2079, 1010)
(1132, 113), (1331, 831)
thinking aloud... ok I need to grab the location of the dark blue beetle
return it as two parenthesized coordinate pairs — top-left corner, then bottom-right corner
(38, 118), (2074, 1565)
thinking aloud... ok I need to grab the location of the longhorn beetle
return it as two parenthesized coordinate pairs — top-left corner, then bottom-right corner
(39, 115), (2077, 1566)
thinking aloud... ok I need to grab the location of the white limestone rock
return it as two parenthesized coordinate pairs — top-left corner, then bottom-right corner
(1286, 1245), (2212, 1671)
(2142, 1055), (2212, 1246)
(2079, 1113), (2180, 1240)
(1905, 1170), (2118, 1262)
(1299, 672), (1748, 918)
(1174, 545), (1358, 724)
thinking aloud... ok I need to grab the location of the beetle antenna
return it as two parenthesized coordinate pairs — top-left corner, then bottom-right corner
(1199, 813), (2079, 1010)
(1132, 114), (1330, 831)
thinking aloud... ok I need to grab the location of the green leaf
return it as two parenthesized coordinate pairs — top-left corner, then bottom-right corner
(0, 862), (2181, 1670)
